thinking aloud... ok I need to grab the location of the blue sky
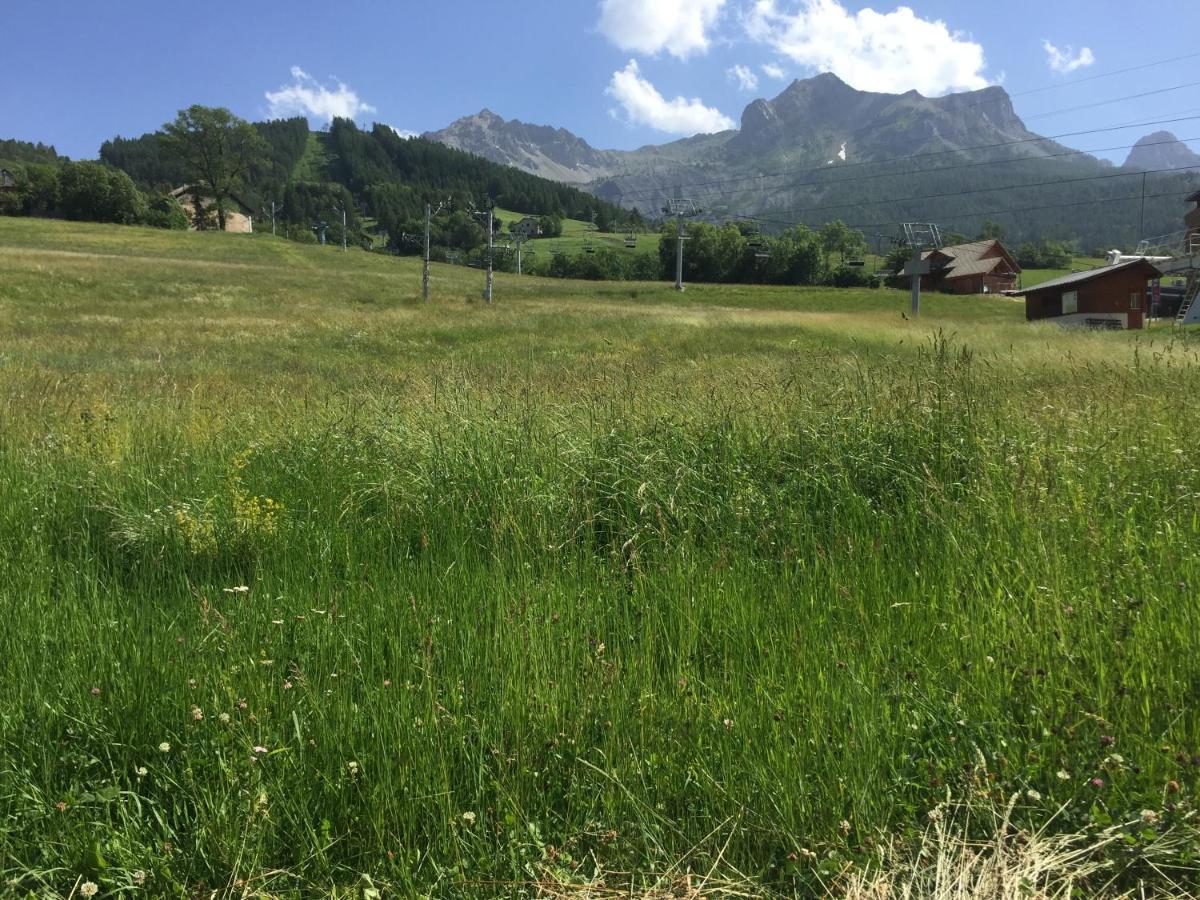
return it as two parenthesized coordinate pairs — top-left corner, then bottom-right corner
(3, 0), (1198, 164)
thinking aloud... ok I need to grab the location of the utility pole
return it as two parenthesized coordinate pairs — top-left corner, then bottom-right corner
(467, 199), (496, 302)
(513, 233), (525, 275)
(264, 198), (280, 237)
(900, 223), (941, 318)
(333, 202), (347, 251)
(423, 202), (433, 303)
(908, 246), (925, 317)
(422, 197), (451, 303)
(1138, 171), (1147, 242)
(662, 196), (701, 292)
(485, 205), (494, 303)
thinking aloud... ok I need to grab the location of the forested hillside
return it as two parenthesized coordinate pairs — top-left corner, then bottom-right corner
(86, 115), (635, 252)
(0, 139), (61, 164)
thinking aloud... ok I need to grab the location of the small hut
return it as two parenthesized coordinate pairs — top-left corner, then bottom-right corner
(1018, 259), (1161, 330)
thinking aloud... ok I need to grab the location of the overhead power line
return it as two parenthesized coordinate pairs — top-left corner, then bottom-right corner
(1009, 50), (1200, 98)
(741, 189), (1188, 235)
(675, 134), (1200, 206)
(739, 162), (1200, 223)
(1023, 80), (1200, 120)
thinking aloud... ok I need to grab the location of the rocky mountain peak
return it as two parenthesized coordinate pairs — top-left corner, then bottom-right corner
(1123, 131), (1200, 171)
(731, 72), (1028, 155)
(423, 109), (622, 184)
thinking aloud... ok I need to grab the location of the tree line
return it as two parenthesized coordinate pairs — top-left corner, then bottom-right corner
(458, 218), (879, 286)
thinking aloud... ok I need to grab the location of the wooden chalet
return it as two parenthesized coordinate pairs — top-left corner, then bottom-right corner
(918, 239), (1021, 294)
(0, 168), (16, 192)
(169, 185), (253, 233)
(510, 216), (542, 239)
(1018, 259), (1161, 330)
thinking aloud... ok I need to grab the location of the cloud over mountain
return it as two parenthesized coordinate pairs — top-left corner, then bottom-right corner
(727, 65), (759, 91)
(265, 67), (376, 124)
(606, 60), (735, 134)
(1043, 40), (1095, 74)
(745, 0), (989, 96)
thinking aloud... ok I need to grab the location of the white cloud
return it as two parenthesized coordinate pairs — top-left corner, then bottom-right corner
(596, 0), (726, 59)
(745, 0), (990, 96)
(606, 60), (735, 135)
(761, 62), (787, 80)
(265, 66), (376, 124)
(1043, 40), (1095, 74)
(727, 64), (759, 91)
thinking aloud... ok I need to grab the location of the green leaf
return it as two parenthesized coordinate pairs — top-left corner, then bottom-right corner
(84, 839), (109, 873)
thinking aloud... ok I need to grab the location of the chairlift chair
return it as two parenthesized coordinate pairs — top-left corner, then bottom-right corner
(583, 238), (595, 254)
(624, 231), (637, 248)
(847, 259), (865, 268)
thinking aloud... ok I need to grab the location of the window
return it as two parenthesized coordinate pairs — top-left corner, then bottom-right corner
(1062, 290), (1078, 314)
(1130, 292), (1142, 310)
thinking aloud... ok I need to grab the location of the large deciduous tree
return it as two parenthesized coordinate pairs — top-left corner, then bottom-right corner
(161, 106), (266, 231)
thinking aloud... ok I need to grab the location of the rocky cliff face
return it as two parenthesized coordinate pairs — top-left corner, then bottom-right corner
(729, 74), (1037, 161)
(1123, 131), (1200, 171)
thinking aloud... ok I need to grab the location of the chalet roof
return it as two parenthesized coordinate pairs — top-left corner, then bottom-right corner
(1015, 259), (1162, 295)
(917, 239), (1020, 279)
(169, 184), (253, 214)
(941, 257), (1019, 279)
(925, 239), (996, 260)
(1188, 190), (1200, 203)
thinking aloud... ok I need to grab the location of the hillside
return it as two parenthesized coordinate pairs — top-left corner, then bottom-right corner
(427, 73), (1200, 249)
(492, 205), (663, 258)
(94, 116), (636, 253)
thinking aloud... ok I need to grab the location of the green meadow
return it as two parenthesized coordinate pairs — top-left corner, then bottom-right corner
(0, 218), (1198, 897)
(493, 206), (663, 260)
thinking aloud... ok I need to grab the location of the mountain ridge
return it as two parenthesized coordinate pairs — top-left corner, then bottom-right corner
(422, 72), (1197, 249)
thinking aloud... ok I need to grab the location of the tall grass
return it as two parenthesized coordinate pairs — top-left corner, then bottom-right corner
(0, 219), (1198, 896)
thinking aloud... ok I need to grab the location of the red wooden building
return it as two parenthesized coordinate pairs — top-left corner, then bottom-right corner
(1018, 259), (1161, 330)
(919, 239), (1021, 294)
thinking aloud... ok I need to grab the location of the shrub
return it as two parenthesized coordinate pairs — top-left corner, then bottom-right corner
(142, 193), (189, 230)
(56, 161), (146, 224)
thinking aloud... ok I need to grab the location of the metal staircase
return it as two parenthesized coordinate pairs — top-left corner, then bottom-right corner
(1177, 274), (1200, 326)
